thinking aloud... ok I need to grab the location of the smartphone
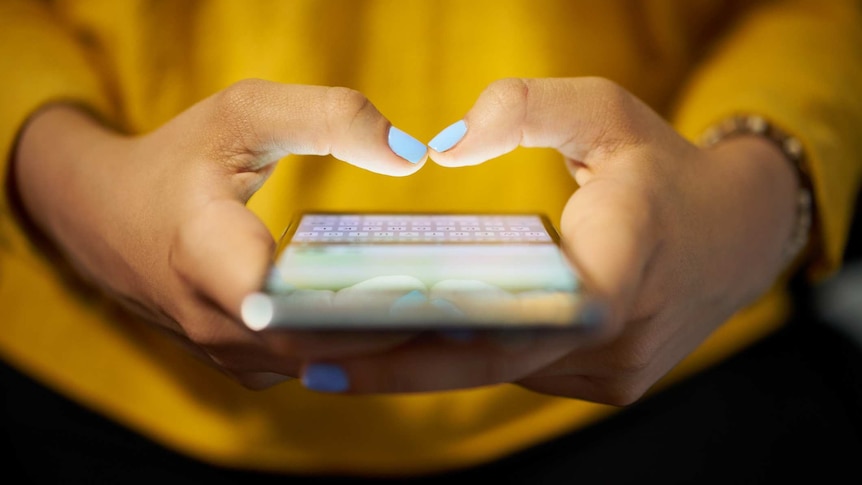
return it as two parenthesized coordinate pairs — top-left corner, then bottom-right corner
(241, 211), (593, 331)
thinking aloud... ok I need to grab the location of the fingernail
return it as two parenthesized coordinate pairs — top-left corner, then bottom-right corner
(302, 363), (349, 393)
(390, 289), (427, 314)
(388, 126), (427, 163)
(241, 292), (274, 331)
(578, 300), (608, 330)
(428, 120), (467, 152)
(430, 297), (465, 316)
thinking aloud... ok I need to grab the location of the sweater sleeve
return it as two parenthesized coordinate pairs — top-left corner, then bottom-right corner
(0, 0), (112, 247)
(671, 0), (862, 280)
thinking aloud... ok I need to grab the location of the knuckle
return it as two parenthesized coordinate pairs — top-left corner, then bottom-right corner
(584, 344), (658, 406)
(209, 79), (272, 159)
(321, 86), (374, 154)
(581, 76), (621, 93)
(215, 78), (270, 115)
(325, 86), (372, 118)
(602, 340), (656, 380)
(483, 77), (530, 113)
(581, 77), (630, 110)
(578, 76), (643, 151)
(181, 315), (225, 349)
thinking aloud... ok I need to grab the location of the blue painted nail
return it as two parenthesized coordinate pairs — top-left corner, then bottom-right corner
(430, 298), (465, 316)
(578, 300), (608, 330)
(388, 126), (427, 163)
(428, 120), (467, 152)
(302, 363), (349, 393)
(390, 289), (428, 314)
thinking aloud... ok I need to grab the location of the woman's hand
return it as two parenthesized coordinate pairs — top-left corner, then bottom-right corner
(299, 77), (801, 405)
(13, 79), (428, 389)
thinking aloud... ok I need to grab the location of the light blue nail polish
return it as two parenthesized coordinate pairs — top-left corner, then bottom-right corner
(428, 120), (467, 152)
(388, 126), (427, 163)
(430, 297), (465, 316)
(578, 300), (608, 330)
(302, 363), (349, 393)
(390, 289), (427, 314)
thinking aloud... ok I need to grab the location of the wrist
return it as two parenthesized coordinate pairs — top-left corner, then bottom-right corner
(13, 104), (126, 247)
(700, 115), (813, 269)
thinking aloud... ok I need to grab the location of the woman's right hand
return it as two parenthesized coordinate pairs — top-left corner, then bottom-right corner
(12, 79), (427, 388)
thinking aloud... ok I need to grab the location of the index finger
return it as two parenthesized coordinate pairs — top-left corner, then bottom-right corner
(187, 80), (428, 181)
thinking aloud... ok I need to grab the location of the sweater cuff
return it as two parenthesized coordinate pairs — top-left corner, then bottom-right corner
(670, 1), (862, 280)
(0, 0), (113, 253)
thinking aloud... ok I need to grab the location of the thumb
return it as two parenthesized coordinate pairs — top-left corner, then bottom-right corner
(428, 77), (649, 168)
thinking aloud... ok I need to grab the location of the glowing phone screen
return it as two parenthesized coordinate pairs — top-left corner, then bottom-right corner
(243, 213), (586, 330)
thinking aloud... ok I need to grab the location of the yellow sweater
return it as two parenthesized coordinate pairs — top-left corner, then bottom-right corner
(1, 0), (860, 477)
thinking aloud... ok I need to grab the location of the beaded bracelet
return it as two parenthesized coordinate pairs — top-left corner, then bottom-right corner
(699, 114), (814, 265)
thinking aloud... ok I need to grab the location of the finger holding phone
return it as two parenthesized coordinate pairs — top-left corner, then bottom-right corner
(13, 80), (429, 389)
(298, 77), (801, 405)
